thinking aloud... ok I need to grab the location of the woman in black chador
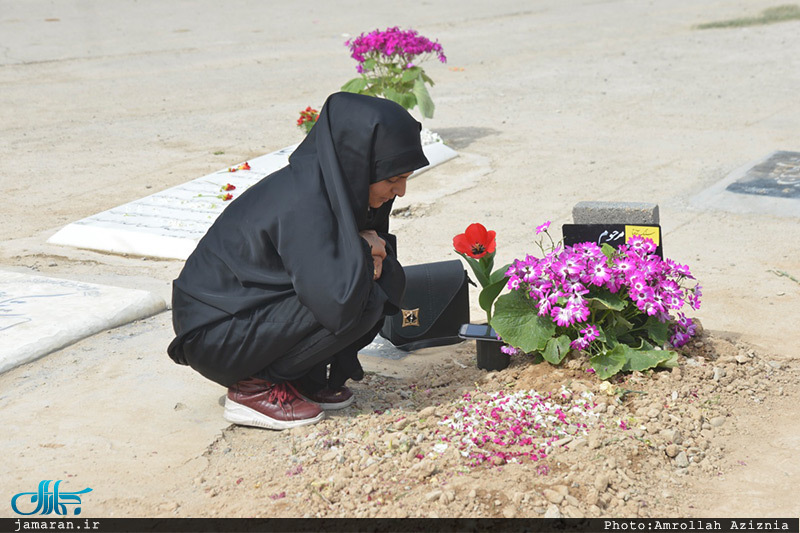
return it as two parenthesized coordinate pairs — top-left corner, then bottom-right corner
(167, 92), (428, 430)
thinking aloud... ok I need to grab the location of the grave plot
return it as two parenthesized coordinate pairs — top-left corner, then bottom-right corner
(692, 151), (800, 218)
(726, 151), (800, 199)
(0, 271), (165, 374)
(47, 141), (458, 260)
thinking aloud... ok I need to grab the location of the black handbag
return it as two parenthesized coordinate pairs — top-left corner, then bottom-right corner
(380, 259), (470, 351)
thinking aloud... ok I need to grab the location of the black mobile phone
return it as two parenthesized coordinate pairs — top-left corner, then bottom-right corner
(458, 324), (497, 340)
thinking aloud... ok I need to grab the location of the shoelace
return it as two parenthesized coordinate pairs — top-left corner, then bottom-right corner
(267, 382), (303, 406)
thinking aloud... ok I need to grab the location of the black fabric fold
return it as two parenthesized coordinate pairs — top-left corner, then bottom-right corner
(167, 93), (428, 387)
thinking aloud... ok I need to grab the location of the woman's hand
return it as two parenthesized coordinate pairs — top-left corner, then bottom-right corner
(359, 230), (387, 260)
(360, 230), (386, 281)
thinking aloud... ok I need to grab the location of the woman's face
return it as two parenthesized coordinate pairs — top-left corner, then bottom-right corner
(368, 172), (411, 208)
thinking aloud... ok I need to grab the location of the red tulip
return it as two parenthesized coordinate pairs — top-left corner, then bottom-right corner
(221, 183), (236, 192)
(453, 223), (496, 259)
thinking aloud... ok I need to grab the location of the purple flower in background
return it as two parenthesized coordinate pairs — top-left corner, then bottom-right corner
(535, 221), (551, 235)
(345, 27), (447, 69)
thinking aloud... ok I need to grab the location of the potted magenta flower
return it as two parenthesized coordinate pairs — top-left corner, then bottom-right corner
(341, 27), (447, 119)
(453, 223), (511, 370)
(491, 221), (702, 379)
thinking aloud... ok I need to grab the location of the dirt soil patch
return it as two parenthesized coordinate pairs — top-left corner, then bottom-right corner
(147, 326), (798, 518)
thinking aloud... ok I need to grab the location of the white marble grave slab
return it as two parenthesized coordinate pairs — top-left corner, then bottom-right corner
(0, 271), (166, 374)
(48, 141), (458, 260)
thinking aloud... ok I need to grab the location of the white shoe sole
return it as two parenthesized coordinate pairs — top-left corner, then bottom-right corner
(298, 393), (355, 410)
(223, 397), (324, 430)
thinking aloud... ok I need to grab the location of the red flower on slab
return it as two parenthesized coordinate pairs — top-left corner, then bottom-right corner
(221, 183), (236, 191)
(453, 223), (496, 259)
(227, 162), (251, 172)
(218, 193), (233, 201)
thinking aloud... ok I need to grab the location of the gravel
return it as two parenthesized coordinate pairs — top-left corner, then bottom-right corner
(171, 329), (797, 518)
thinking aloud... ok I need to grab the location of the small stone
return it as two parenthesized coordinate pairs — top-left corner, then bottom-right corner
(393, 418), (410, 431)
(544, 504), (562, 518)
(712, 367), (726, 381)
(419, 406), (436, 418)
(767, 361), (783, 370)
(564, 505), (585, 518)
(674, 451), (690, 468)
(322, 450), (338, 462)
(543, 489), (564, 505)
(157, 501), (179, 513)
(588, 434), (602, 449)
(567, 438), (588, 450)
(502, 506), (517, 518)
(492, 455), (507, 466)
(410, 460), (436, 479)
(443, 490), (456, 503)
(665, 444), (679, 458)
(735, 355), (750, 364)
(552, 484), (570, 496)
(661, 429), (683, 445)
(594, 474), (610, 492)
(552, 436), (573, 448)
(425, 489), (443, 502)
(710, 416), (726, 428)
(468, 489), (477, 499)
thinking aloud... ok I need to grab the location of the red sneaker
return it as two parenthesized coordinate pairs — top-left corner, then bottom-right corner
(224, 378), (324, 430)
(295, 384), (354, 410)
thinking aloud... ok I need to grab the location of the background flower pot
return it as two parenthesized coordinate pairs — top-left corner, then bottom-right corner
(476, 337), (510, 371)
(458, 324), (510, 371)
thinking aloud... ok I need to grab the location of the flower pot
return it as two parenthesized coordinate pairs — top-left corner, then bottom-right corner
(476, 338), (510, 371)
(458, 323), (511, 371)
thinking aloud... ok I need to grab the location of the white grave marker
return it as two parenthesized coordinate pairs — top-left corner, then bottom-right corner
(0, 271), (166, 373)
(48, 141), (457, 260)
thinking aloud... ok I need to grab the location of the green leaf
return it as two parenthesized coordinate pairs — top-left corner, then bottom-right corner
(587, 290), (626, 311)
(401, 67), (422, 83)
(658, 350), (679, 369)
(542, 335), (572, 365)
(492, 291), (556, 353)
(601, 243), (616, 259)
(644, 316), (670, 346)
(590, 345), (627, 380)
(341, 77), (369, 93)
(609, 313), (633, 338)
(489, 263), (511, 284)
(478, 278), (508, 317)
(420, 70), (434, 85)
(412, 78), (435, 119)
(620, 345), (673, 373)
(459, 253), (490, 288)
(383, 87), (416, 110)
(362, 58), (376, 71)
(479, 252), (495, 276)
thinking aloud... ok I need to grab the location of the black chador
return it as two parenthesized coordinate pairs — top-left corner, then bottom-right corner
(167, 93), (429, 389)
